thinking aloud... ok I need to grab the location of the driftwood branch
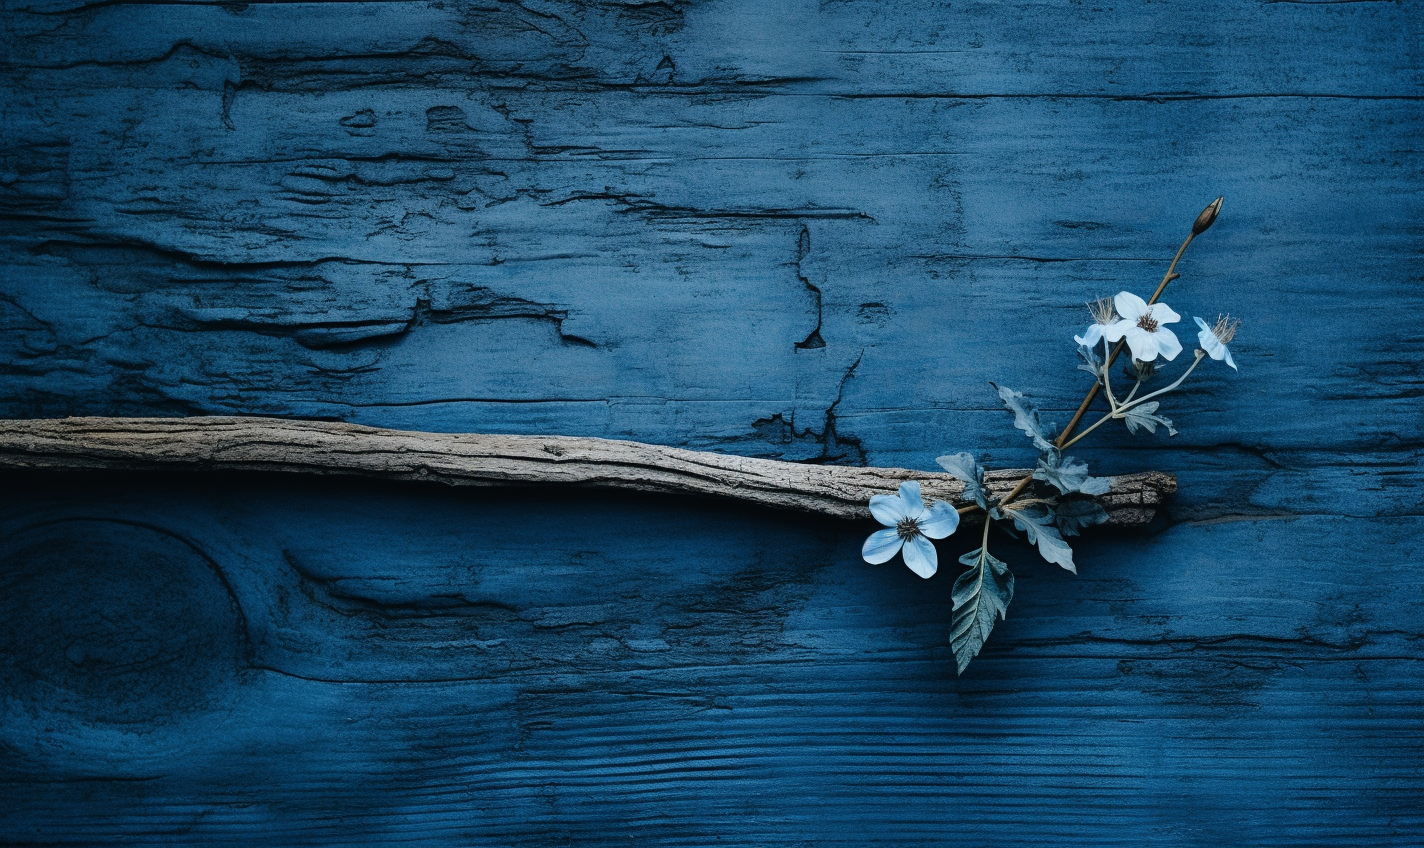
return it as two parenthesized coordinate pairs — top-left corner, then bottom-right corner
(0, 417), (1175, 525)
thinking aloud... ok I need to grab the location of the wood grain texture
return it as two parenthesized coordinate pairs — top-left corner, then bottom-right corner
(1, 473), (1421, 847)
(1, 0), (1422, 844)
(0, 415), (1175, 523)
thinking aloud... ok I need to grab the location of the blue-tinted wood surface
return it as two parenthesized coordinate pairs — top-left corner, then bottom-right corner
(1, 0), (1422, 844)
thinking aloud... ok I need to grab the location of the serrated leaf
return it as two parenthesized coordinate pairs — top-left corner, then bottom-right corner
(1004, 503), (1077, 573)
(1121, 401), (1178, 436)
(936, 451), (987, 509)
(1077, 344), (1102, 379)
(950, 546), (1014, 675)
(991, 383), (1057, 452)
(1055, 499), (1109, 537)
(1034, 451), (1111, 496)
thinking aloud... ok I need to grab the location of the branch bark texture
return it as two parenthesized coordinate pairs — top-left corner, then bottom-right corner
(0, 417), (1175, 525)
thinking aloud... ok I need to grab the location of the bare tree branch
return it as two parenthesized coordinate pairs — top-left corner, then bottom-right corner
(0, 417), (1174, 524)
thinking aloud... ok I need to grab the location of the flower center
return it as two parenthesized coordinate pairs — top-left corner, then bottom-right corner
(896, 517), (921, 541)
(1136, 314), (1159, 333)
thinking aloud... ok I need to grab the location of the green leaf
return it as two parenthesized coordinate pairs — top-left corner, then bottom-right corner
(1004, 503), (1076, 573)
(950, 546), (1014, 675)
(1121, 401), (1178, 436)
(1035, 451), (1111, 496)
(936, 451), (988, 509)
(991, 383), (1056, 452)
(1055, 499), (1109, 537)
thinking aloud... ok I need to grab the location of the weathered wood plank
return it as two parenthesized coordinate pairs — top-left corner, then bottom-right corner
(1, 0), (1421, 844)
(1, 473), (1419, 845)
(0, 415), (1174, 523)
(0, 1), (1420, 457)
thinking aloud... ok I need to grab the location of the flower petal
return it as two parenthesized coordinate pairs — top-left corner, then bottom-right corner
(1147, 301), (1181, 325)
(918, 500), (960, 539)
(1195, 317), (1226, 361)
(869, 493), (908, 526)
(1114, 291), (1149, 321)
(1074, 323), (1105, 348)
(1223, 346), (1237, 370)
(1154, 326), (1183, 361)
(897, 480), (925, 520)
(1123, 326), (1159, 362)
(901, 534), (938, 579)
(861, 528), (905, 564)
(1104, 319), (1132, 343)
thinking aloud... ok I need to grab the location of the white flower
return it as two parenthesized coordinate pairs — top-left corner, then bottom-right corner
(1073, 297), (1119, 348)
(861, 480), (960, 579)
(1195, 314), (1240, 370)
(1106, 291), (1183, 363)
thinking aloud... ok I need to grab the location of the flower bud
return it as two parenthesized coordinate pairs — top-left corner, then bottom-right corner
(1192, 196), (1223, 235)
(1125, 358), (1156, 382)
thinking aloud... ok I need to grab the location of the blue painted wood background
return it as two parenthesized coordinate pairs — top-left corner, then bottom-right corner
(2, 1), (1422, 844)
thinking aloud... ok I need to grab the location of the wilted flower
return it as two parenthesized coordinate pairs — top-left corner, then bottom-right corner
(861, 480), (960, 579)
(1106, 291), (1183, 363)
(1195, 314), (1240, 370)
(1074, 297), (1119, 348)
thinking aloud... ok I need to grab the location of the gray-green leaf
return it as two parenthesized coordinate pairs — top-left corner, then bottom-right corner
(1004, 502), (1077, 573)
(991, 383), (1056, 452)
(1077, 344), (1102, 379)
(950, 546), (1014, 675)
(1121, 401), (1178, 436)
(1055, 499), (1110, 537)
(936, 451), (987, 509)
(1035, 451), (1111, 496)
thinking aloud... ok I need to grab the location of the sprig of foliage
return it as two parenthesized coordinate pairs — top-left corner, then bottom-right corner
(860, 197), (1241, 673)
(991, 383), (1057, 453)
(949, 538), (1013, 675)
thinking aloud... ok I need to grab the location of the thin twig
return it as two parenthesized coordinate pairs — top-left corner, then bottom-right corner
(987, 198), (1219, 511)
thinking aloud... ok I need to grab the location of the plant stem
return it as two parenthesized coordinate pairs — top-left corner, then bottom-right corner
(1056, 411), (1114, 451)
(1122, 374), (1145, 404)
(991, 223), (1200, 510)
(1054, 231), (1195, 446)
(1058, 349), (1206, 450)
(1100, 337), (1120, 412)
(1120, 349), (1206, 408)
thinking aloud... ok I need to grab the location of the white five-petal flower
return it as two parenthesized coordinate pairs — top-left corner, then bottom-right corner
(1195, 314), (1240, 370)
(861, 480), (960, 579)
(1106, 291), (1183, 363)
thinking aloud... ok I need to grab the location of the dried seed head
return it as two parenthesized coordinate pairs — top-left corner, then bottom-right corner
(1192, 196), (1224, 235)
(1211, 314), (1241, 345)
(1088, 297), (1118, 325)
